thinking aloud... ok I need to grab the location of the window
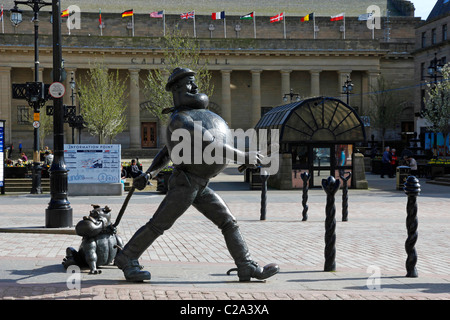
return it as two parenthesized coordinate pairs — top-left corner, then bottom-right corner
(17, 106), (31, 125)
(421, 62), (425, 80)
(422, 32), (426, 48)
(432, 28), (437, 44)
(420, 89), (425, 112)
(443, 24), (448, 41)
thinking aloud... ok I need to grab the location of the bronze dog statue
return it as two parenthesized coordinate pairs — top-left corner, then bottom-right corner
(63, 204), (124, 274)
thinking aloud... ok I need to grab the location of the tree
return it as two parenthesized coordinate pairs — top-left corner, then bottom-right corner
(39, 107), (53, 149)
(367, 76), (405, 150)
(78, 61), (128, 144)
(141, 27), (213, 125)
(423, 63), (450, 157)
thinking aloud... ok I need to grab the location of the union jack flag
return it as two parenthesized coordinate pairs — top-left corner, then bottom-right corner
(180, 11), (195, 19)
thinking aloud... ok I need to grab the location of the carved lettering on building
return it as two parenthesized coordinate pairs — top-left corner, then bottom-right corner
(131, 58), (229, 65)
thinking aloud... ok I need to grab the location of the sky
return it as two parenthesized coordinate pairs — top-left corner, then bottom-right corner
(410, 0), (437, 19)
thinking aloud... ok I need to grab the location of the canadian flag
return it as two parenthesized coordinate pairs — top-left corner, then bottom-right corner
(331, 13), (344, 21)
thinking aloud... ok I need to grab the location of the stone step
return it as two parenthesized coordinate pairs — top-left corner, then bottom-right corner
(121, 148), (161, 160)
(426, 175), (450, 187)
(4, 178), (51, 193)
(2, 178), (137, 193)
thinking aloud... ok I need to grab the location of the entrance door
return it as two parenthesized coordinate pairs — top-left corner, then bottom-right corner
(311, 145), (334, 187)
(141, 122), (157, 148)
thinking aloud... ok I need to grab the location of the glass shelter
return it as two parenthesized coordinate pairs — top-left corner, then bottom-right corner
(255, 97), (366, 188)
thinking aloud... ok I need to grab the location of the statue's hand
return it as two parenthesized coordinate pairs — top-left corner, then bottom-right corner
(133, 172), (150, 190)
(245, 151), (264, 166)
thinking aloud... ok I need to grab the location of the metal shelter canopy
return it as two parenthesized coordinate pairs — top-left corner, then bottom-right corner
(255, 96), (366, 144)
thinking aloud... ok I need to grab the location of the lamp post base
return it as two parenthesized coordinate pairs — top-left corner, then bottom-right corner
(45, 208), (73, 228)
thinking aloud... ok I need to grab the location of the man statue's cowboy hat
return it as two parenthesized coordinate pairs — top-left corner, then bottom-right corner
(165, 67), (196, 91)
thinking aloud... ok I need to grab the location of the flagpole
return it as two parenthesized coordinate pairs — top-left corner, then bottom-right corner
(313, 13), (316, 39)
(132, 13), (134, 37)
(343, 13), (346, 40)
(253, 12), (256, 39)
(163, 10), (166, 36)
(224, 17), (227, 38)
(1, 5), (4, 34)
(283, 12), (286, 39)
(193, 11), (196, 37)
(372, 17), (375, 39)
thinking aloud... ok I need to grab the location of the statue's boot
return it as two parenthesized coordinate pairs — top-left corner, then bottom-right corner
(114, 224), (159, 282)
(223, 223), (279, 282)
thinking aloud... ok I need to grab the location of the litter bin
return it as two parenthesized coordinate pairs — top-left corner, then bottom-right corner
(396, 166), (410, 190)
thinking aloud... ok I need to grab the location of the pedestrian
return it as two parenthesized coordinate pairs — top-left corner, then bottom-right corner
(405, 155), (418, 177)
(380, 146), (392, 178)
(43, 150), (54, 166)
(390, 148), (398, 178)
(130, 159), (141, 178)
(20, 152), (28, 162)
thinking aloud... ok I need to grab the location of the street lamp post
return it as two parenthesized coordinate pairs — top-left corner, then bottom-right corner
(67, 72), (86, 144)
(283, 89), (301, 103)
(45, 0), (72, 228)
(427, 52), (444, 86)
(11, 0), (52, 194)
(341, 75), (354, 105)
(69, 72), (76, 144)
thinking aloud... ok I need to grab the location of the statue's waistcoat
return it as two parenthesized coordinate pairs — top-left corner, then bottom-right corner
(167, 108), (232, 179)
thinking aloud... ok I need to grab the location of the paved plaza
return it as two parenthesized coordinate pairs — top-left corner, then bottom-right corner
(1, 165), (450, 304)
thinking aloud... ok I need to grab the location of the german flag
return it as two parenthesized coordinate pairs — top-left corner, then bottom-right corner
(122, 9), (133, 18)
(301, 13), (314, 22)
(61, 9), (69, 17)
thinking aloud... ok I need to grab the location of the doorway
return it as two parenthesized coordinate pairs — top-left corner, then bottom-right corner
(311, 145), (333, 187)
(141, 122), (157, 148)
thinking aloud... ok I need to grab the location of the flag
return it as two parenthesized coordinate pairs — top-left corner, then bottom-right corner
(99, 9), (102, 25)
(301, 13), (314, 22)
(0, 5), (3, 22)
(331, 13), (344, 21)
(358, 12), (373, 21)
(181, 11), (195, 19)
(212, 11), (225, 20)
(240, 12), (254, 20)
(61, 9), (69, 17)
(270, 12), (284, 23)
(122, 9), (133, 18)
(150, 10), (164, 18)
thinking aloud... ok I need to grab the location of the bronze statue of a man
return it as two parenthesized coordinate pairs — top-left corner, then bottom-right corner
(114, 67), (279, 282)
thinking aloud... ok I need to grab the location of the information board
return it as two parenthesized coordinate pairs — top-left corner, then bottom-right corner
(64, 144), (121, 184)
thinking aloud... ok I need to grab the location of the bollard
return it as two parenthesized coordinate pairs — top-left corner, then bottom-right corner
(322, 176), (340, 272)
(300, 172), (311, 221)
(260, 170), (269, 221)
(339, 170), (352, 222)
(403, 175), (420, 278)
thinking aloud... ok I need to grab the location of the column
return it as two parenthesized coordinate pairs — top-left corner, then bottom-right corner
(280, 70), (291, 104)
(129, 69), (141, 149)
(367, 70), (380, 111)
(0, 67), (12, 145)
(309, 70), (321, 97)
(221, 70), (232, 127)
(251, 70), (262, 127)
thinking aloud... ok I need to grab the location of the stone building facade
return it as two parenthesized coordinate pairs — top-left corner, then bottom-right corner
(0, 1), (421, 153)
(413, 0), (450, 144)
